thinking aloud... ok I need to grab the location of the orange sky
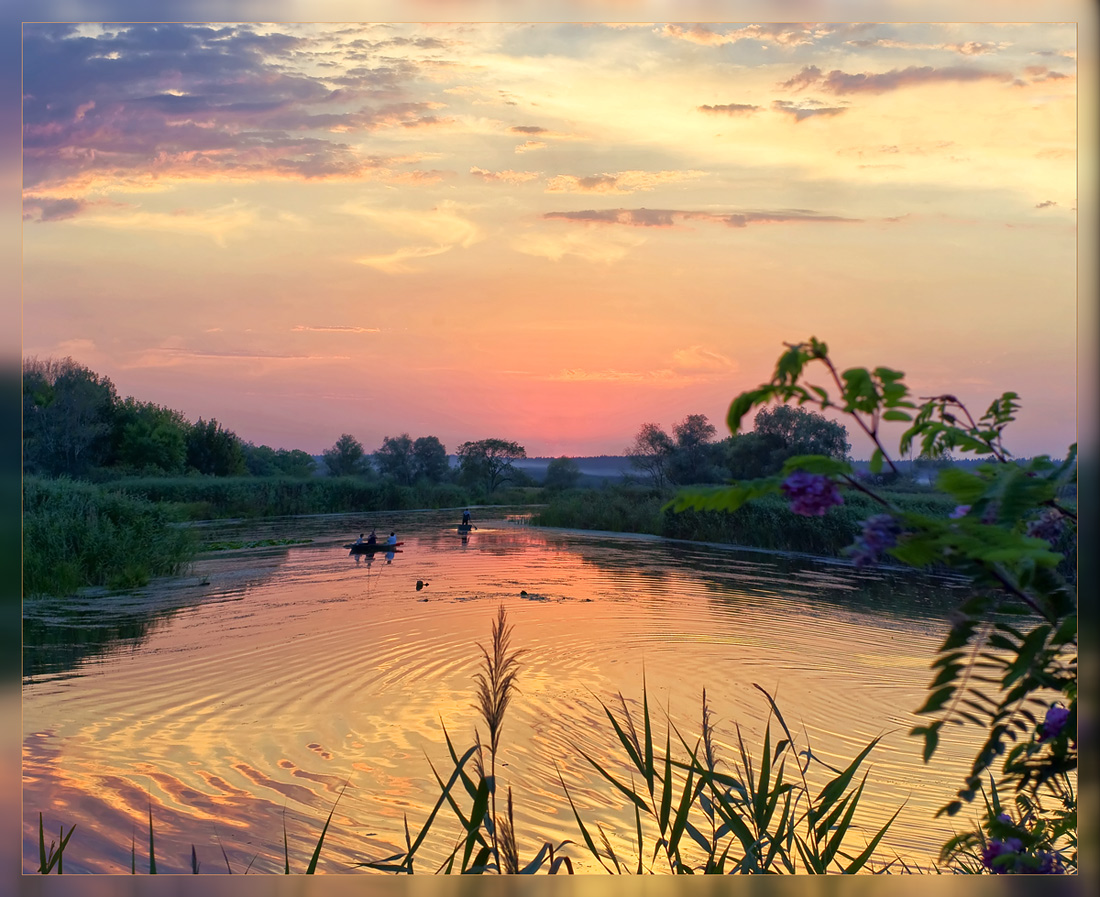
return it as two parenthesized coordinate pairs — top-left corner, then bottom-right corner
(21, 19), (1081, 459)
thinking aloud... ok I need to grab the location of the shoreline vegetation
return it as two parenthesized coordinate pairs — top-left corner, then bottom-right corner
(23, 473), (1074, 600)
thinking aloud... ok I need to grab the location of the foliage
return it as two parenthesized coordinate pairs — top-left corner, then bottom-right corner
(23, 356), (117, 477)
(720, 406), (849, 481)
(456, 439), (526, 495)
(668, 414), (723, 485)
(112, 475), (475, 520)
(543, 456), (581, 491)
(374, 433), (416, 485)
(22, 476), (196, 597)
(186, 418), (247, 477)
(669, 337), (1077, 874)
(412, 436), (450, 484)
(322, 433), (368, 477)
(242, 443), (316, 478)
(110, 398), (190, 475)
(562, 682), (901, 873)
(625, 423), (675, 490)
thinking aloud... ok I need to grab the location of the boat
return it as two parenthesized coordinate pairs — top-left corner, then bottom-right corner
(345, 541), (404, 552)
(457, 523), (473, 533)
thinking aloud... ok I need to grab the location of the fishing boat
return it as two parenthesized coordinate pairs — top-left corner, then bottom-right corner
(457, 524), (473, 534)
(345, 541), (404, 553)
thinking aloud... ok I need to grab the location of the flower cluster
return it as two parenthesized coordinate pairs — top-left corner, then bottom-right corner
(846, 514), (902, 568)
(779, 472), (843, 517)
(981, 838), (1063, 874)
(949, 505), (970, 519)
(1039, 704), (1070, 741)
(1025, 508), (1065, 546)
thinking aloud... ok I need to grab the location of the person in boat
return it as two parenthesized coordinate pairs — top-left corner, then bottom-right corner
(462, 509), (471, 526)
(386, 531), (397, 546)
(354, 533), (364, 545)
(367, 529), (377, 546)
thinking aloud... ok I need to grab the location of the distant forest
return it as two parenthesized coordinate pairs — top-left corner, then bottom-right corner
(25, 355), (1033, 491)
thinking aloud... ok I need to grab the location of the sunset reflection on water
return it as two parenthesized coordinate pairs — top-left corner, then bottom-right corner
(23, 511), (978, 873)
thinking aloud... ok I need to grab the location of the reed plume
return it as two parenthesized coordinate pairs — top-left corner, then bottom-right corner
(473, 604), (524, 871)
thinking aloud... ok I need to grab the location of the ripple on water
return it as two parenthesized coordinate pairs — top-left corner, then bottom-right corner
(24, 514), (979, 873)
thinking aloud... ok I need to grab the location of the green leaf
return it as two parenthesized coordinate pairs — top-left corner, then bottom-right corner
(869, 448), (884, 475)
(882, 410), (912, 421)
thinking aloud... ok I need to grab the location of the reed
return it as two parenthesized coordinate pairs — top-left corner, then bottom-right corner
(22, 476), (196, 597)
(559, 680), (903, 873)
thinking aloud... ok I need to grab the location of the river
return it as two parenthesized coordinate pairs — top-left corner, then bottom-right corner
(22, 509), (981, 874)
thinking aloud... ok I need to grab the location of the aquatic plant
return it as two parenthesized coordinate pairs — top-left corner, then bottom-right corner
(22, 476), (196, 597)
(669, 337), (1078, 873)
(356, 606), (573, 874)
(560, 682), (901, 873)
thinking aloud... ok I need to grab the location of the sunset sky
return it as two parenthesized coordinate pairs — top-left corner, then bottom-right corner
(20, 20), (1080, 459)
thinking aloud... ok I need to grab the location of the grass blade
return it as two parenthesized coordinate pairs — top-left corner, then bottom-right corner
(306, 778), (350, 874)
(556, 764), (614, 874)
(148, 805), (156, 874)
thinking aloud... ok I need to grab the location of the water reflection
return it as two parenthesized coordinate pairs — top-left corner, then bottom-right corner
(23, 508), (983, 873)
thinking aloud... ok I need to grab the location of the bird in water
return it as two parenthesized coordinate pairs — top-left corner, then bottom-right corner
(416, 580), (429, 591)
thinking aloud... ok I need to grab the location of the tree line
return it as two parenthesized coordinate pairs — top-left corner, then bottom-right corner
(625, 406), (851, 489)
(22, 357), (535, 495)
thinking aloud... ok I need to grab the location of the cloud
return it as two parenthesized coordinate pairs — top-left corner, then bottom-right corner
(545, 170), (705, 195)
(1035, 200), (1057, 209)
(544, 207), (861, 228)
(661, 23), (823, 48)
(511, 227), (646, 264)
(845, 38), (1011, 55)
(548, 368), (680, 383)
(54, 200), (260, 245)
(291, 325), (381, 333)
(22, 196), (88, 221)
(771, 100), (848, 121)
(780, 63), (1013, 95)
(20, 23), (461, 198)
(510, 125), (547, 134)
(671, 346), (737, 373)
(469, 166), (540, 184)
(697, 103), (761, 115)
(339, 200), (483, 272)
(515, 140), (547, 153)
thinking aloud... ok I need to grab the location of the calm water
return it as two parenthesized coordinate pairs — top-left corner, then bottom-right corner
(23, 509), (979, 874)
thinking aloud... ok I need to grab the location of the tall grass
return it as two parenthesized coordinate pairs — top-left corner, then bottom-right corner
(534, 485), (960, 558)
(22, 476), (196, 597)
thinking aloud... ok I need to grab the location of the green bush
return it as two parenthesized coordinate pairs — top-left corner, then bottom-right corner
(22, 476), (196, 597)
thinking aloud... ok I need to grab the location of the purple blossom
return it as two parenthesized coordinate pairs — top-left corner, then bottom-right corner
(1039, 704), (1070, 741)
(949, 505), (971, 519)
(996, 813), (1013, 826)
(846, 514), (902, 568)
(1036, 851), (1065, 874)
(1026, 508), (1065, 546)
(780, 471), (843, 517)
(981, 838), (1024, 873)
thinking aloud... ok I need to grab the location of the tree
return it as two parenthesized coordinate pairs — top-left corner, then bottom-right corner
(374, 433), (415, 485)
(23, 356), (117, 477)
(543, 456), (581, 490)
(456, 438), (526, 494)
(322, 433), (366, 477)
(111, 398), (189, 474)
(723, 405), (850, 480)
(273, 448), (317, 478)
(626, 423), (674, 490)
(668, 414), (721, 485)
(186, 418), (246, 476)
(753, 404), (850, 459)
(411, 435), (449, 483)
